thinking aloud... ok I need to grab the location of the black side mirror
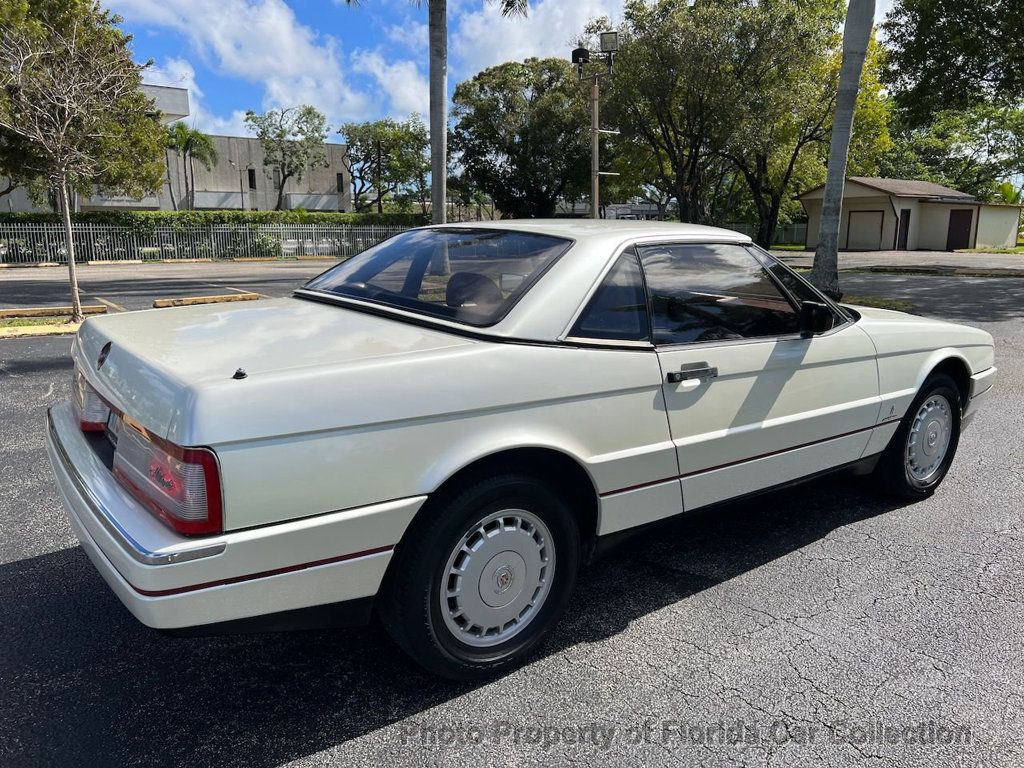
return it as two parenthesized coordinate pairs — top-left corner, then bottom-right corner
(800, 301), (834, 337)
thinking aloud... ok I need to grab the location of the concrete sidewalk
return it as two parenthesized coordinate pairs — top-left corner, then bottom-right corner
(772, 248), (1024, 276)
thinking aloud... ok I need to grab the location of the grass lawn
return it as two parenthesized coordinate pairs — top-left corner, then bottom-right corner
(955, 246), (1024, 254)
(772, 244), (808, 251)
(0, 316), (75, 328)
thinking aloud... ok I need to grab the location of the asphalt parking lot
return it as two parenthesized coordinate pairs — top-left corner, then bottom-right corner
(1, 272), (1023, 766)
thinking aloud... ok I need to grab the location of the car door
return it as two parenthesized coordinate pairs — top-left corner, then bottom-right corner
(635, 241), (880, 512)
(563, 248), (683, 535)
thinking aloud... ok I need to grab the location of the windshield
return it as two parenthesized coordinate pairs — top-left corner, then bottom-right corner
(301, 228), (572, 327)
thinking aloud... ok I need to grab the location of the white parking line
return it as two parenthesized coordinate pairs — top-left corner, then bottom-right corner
(199, 282), (268, 298)
(93, 297), (128, 313)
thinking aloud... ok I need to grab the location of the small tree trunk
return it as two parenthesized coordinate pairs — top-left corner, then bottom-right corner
(275, 172), (288, 211)
(58, 176), (83, 323)
(809, 0), (875, 299)
(428, 0), (447, 225)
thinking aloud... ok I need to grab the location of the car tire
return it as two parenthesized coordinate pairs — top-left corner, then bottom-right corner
(873, 373), (962, 499)
(378, 473), (581, 680)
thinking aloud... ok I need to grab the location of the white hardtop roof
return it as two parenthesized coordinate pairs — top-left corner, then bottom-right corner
(429, 218), (751, 244)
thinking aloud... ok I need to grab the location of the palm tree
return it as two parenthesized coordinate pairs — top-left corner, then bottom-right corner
(166, 122), (219, 210)
(343, 1), (527, 224)
(996, 181), (1023, 205)
(807, 0), (875, 299)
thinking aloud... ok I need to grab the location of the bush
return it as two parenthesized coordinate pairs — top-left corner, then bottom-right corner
(0, 210), (428, 230)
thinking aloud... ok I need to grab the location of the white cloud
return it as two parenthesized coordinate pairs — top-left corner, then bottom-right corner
(451, 0), (623, 78)
(385, 22), (429, 53)
(351, 50), (430, 117)
(111, 0), (371, 126)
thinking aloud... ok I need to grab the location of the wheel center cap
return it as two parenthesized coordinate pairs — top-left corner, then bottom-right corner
(494, 565), (514, 593)
(479, 551), (526, 609)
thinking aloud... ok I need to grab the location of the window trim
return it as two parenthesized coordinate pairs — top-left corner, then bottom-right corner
(635, 239), (810, 349)
(297, 226), (576, 330)
(746, 244), (855, 334)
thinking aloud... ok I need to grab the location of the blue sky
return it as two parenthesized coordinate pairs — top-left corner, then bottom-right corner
(112, 0), (895, 141)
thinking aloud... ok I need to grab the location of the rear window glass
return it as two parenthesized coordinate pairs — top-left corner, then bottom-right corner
(303, 228), (572, 326)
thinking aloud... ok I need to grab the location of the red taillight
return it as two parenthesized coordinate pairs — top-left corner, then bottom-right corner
(112, 423), (223, 536)
(72, 368), (110, 432)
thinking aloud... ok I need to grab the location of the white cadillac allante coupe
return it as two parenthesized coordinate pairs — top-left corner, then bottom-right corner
(47, 221), (995, 678)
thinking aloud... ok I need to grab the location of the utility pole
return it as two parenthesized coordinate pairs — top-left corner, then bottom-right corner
(590, 78), (599, 220)
(573, 32), (619, 220)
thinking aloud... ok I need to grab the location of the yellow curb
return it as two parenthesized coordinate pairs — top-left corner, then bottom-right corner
(0, 262), (61, 268)
(162, 258), (213, 263)
(229, 257), (297, 262)
(153, 293), (261, 308)
(0, 322), (81, 338)
(0, 305), (106, 319)
(296, 255), (340, 261)
(87, 259), (143, 265)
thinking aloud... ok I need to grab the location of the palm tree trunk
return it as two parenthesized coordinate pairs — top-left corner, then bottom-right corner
(189, 155), (196, 209)
(58, 175), (83, 323)
(165, 149), (177, 210)
(808, 0), (875, 299)
(428, 0), (447, 225)
(182, 152), (191, 209)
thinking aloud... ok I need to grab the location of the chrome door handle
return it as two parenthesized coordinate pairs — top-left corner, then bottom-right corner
(666, 363), (718, 385)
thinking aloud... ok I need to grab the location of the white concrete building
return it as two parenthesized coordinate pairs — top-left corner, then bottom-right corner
(1, 84), (352, 213)
(799, 177), (1022, 251)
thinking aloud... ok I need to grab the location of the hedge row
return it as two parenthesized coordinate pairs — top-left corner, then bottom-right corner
(0, 210), (429, 229)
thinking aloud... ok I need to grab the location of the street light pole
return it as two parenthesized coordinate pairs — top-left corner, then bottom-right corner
(591, 77), (600, 220)
(573, 31), (618, 221)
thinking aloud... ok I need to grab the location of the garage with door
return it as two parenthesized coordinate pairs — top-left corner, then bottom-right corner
(847, 210), (884, 250)
(799, 177), (1023, 251)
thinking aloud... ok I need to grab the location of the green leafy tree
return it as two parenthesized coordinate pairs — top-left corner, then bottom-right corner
(451, 57), (588, 218)
(880, 104), (1024, 201)
(995, 182), (1022, 205)
(338, 115), (429, 213)
(0, 0), (166, 321)
(607, 0), (846, 225)
(244, 106), (329, 211)
(601, 139), (676, 219)
(165, 122), (218, 210)
(881, 0), (1024, 126)
(715, 1), (842, 246)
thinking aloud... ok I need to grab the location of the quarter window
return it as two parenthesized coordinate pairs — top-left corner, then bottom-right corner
(570, 250), (650, 342)
(637, 243), (800, 345)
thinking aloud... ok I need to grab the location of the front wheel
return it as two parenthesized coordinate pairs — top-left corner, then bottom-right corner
(873, 373), (962, 498)
(378, 474), (580, 680)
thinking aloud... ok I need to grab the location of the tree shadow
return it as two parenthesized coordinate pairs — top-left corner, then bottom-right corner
(0, 474), (905, 768)
(841, 274), (1024, 323)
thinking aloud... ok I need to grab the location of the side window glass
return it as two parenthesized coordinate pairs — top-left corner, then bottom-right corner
(637, 243), (800, 345)
(570, 250), (650, 342)
(747, 246), (844, 331)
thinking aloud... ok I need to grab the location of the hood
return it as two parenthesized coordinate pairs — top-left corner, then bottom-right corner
(74, 297), (475, 444)
(848, 304), (995, 373)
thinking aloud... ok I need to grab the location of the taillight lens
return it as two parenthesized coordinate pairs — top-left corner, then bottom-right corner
(112, 423), (223, 536)
(72, 368), (110, 432)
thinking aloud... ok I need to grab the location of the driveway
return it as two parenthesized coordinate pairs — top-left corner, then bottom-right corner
(1, 275), (1023, 766)
(773, 249), (1024, 274)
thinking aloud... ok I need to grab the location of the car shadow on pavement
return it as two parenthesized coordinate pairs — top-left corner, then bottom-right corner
(0, 476), (905, 768)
